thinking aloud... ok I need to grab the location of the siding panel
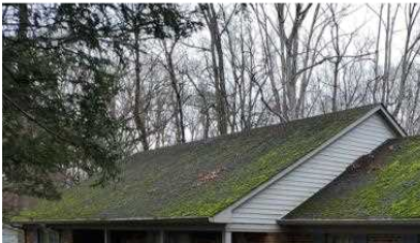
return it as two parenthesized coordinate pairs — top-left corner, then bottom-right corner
(230, 113), (396, 225)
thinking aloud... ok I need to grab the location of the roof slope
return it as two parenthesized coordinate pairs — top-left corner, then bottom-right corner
(15, 105), (378, 223)
(287, 136), (420, 220)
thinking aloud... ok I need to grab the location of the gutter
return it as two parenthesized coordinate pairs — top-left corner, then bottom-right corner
(278, 219), (420, 227)
(12, 216), (215, 227)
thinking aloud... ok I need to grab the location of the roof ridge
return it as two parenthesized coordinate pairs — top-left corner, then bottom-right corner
(132, 103), (379, 157)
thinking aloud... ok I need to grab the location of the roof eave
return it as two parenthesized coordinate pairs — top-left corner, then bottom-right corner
(13, 216), (214, 227)
(278, 218), (420, 227)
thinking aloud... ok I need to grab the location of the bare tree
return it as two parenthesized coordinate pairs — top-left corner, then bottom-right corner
(393, 4), (420, 116)
(95, 3), (420, 152)
(200, 3), (229, 135)
(275, 3), (313, 120)
(126, 4), (151, 151)
(252, 4), (283, 120)
(328, 5), (356, 112)
(161, 38), (186, 143)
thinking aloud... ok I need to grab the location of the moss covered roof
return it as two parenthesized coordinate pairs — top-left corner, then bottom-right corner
(287, 136), (420, 220)
(14, 105), (378, 223)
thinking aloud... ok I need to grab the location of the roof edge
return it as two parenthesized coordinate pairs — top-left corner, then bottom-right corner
(377, 104), (407, 137)
(13, 216), (211, 226)
(278, 218), (420, 226)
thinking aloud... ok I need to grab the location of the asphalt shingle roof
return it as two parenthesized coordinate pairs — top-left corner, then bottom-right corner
(14, 105), (377, 223)
(287, 136), (420, 220)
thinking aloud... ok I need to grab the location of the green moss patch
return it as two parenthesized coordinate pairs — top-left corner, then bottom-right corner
(14, 105), (376, 222)
(288, 136), (420, 219)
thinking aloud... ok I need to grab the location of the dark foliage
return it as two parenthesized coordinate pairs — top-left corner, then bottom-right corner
(2, 3), (199, 199)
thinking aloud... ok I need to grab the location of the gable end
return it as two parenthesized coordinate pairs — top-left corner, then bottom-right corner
(211, 107), (404, 230)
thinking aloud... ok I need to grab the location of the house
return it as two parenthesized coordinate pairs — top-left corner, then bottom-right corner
(12, 104), (420, 243)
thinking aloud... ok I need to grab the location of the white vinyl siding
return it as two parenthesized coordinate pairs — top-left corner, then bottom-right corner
(230, 113), (396, 225)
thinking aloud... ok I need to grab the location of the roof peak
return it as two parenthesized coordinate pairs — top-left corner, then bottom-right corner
(137, 103), (380, 156)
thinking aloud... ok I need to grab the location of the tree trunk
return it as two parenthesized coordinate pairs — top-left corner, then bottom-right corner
(393, 4), (419, 116)
(372, 4), (384, 103)
(201, 3), (228, 135)
(133, 28), (149, 151)
(275, 3), (312, 120)
(163, 40), (186, 143)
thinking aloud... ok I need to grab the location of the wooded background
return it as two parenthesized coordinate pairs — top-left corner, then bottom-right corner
(97, 3), (420, 147)
(3, 3), (420, 198)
